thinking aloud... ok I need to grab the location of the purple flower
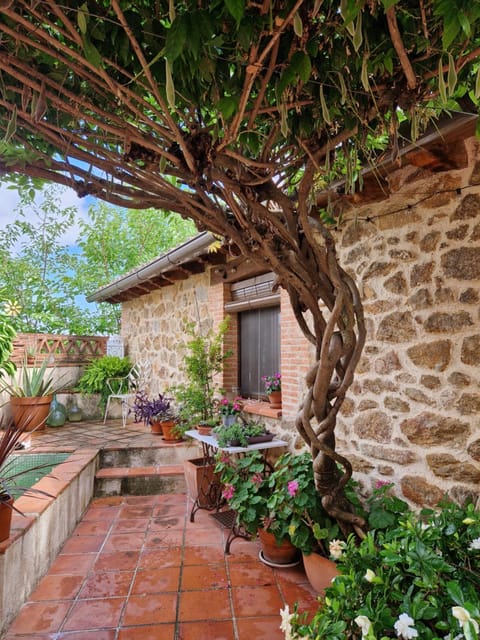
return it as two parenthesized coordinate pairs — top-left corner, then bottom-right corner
(287, 480), (299, 497)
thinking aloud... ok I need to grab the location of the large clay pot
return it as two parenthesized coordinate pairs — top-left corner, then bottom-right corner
(0, 495), (14, 543)
(150, 419), (163, 435)
(161, 420), (182, 442)
(10, 396), (53, 432)
(302, 551), (340, 595)
(267, 391), (282, 409)
(258, 528), (300, 565)
(183, 457), (221, 508)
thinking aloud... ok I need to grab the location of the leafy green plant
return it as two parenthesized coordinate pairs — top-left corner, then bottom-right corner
(216, 450), (340, 552)
(171, 318), (231, 426)
(0, 306), (16, 381)
(287, 497), (480, 640)
(0, 358), (64, 397)
(76, 355), (132, 406)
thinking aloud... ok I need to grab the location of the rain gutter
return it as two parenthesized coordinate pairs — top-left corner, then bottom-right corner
(87, 231), (216, 303)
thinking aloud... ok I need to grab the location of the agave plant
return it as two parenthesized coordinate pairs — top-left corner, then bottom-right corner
(0, 358), (64, 398)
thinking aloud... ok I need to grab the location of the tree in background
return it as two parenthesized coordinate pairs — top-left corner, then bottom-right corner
(0, 1), (478, 533)
(0, 186), (196, 335)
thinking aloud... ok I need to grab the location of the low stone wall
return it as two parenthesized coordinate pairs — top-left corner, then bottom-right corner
(0, 449), (97, 636)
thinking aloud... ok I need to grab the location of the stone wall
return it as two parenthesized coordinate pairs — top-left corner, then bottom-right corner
(120, 134), (480, 509)
(333, 135), (480, 507)
(120, 271), (219, 395)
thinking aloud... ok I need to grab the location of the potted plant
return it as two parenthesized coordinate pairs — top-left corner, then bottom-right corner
(171, 318), (232, 429)
(0, 420), (55, 541)
(262, 372), (282, 408)
(213, 418), (272, 448)
(215, 450), (340, 566)
(133, 391), (175, 434)
(216, 395), (243, 427)
(0, 358), (67, 431)
(286, 496), (480, 639)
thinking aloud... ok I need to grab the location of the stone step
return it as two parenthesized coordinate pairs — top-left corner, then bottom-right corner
(99, 440), (201, 469)
(94, 464), (186, 497)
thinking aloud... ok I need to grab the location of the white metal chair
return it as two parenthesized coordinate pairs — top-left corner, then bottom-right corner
(103, 360), (152, 427)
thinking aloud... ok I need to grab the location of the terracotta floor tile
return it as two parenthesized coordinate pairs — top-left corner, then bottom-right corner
(111, 518), (150, 533)
(60, 535), (106, 554)
(102, 531), (145, 552)
(131, 567), (181, 594)
(6, 601), (71, 634)
(62, 597), (125, 632)
(236, 615), (285, 640)
(138, 546), (183, 569)
(177, 619), (236, 639)
(181, 563), (229, 590)
(274, 563), (311, 584)
(78, 570), (134, 599)
(151, 504), (188, 519)
(228, 561), (276, 587)
(225, 539), (260, 563)
(118, 505), (153, 519)
(57, 631), (116, 639)
(73, 520), (112, 536)
(184, 526), (224, 545)
(82, 506), (122, 521)
(48, 553), (96, 574)
(183, 544), (226, 565)
(151, 513), (186, 529)
(178, 588), (232, 621)
(30, 574), (85, 601)
(231, 585), (284, 618)
(144, 528), (184, 547)
(122, 593), (178, 625)
(117, 623), (176, 639)
(93, 550), (140, 572)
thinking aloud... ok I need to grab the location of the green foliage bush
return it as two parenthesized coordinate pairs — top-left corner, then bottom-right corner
(76, 355), (132, 406)
(286, 494), (480, 640)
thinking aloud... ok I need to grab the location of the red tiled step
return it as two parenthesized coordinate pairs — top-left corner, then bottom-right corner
(96, 464), (184, 479)
(94, 465), (186, 497)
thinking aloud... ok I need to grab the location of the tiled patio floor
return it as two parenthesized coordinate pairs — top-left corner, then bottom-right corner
(2, 421), (320, 639)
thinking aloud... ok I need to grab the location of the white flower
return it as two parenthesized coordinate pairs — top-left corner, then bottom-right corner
(364, 568), (376, 582)
(452, 606), (480, 633)
(329, 539), (346, 559)
(469, 537), (480, 550)
(355, 615), (372, 637)
(394, 613), (419, 639)
(280, 605), (294, 640)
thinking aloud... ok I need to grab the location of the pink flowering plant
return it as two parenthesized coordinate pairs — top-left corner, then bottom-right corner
(215, 450), (340, 553)
(216, 396), (243, 417)
(261, 372), (281, 394)
(287, 491), (480, 640)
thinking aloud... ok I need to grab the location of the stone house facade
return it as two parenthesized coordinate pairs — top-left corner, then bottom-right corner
(91, 121), (480, 509)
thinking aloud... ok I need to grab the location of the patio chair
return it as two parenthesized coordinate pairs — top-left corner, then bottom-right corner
(103, 359), (152, 427)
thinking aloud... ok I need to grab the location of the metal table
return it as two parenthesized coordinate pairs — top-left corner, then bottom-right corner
(185, 429), (287, 552)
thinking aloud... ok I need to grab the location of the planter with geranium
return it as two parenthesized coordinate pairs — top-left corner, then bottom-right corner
(215, 449), (341, 567)
(217, 395), (243, 426)
(261, 373), (282, 408)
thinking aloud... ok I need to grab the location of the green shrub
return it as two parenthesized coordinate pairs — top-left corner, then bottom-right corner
(286, 495), (480, 640)
(76, 355), (132, 406)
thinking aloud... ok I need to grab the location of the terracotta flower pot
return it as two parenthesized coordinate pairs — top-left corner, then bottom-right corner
(10, 396), (53, 432)
(161, 420), (182, 442)
(267, 391), (282, 409)
(258, 528), (300, 565)
(0, 495), (14, 543)
(302, 551), (340, 595)
(150, 419), (163, 435)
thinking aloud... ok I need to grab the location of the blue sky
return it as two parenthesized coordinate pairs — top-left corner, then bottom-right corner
(0, 181), (93, 248)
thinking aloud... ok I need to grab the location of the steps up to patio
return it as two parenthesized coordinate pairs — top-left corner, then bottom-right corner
(94, 440), (197, 497)
(94, 463), (186, 497)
